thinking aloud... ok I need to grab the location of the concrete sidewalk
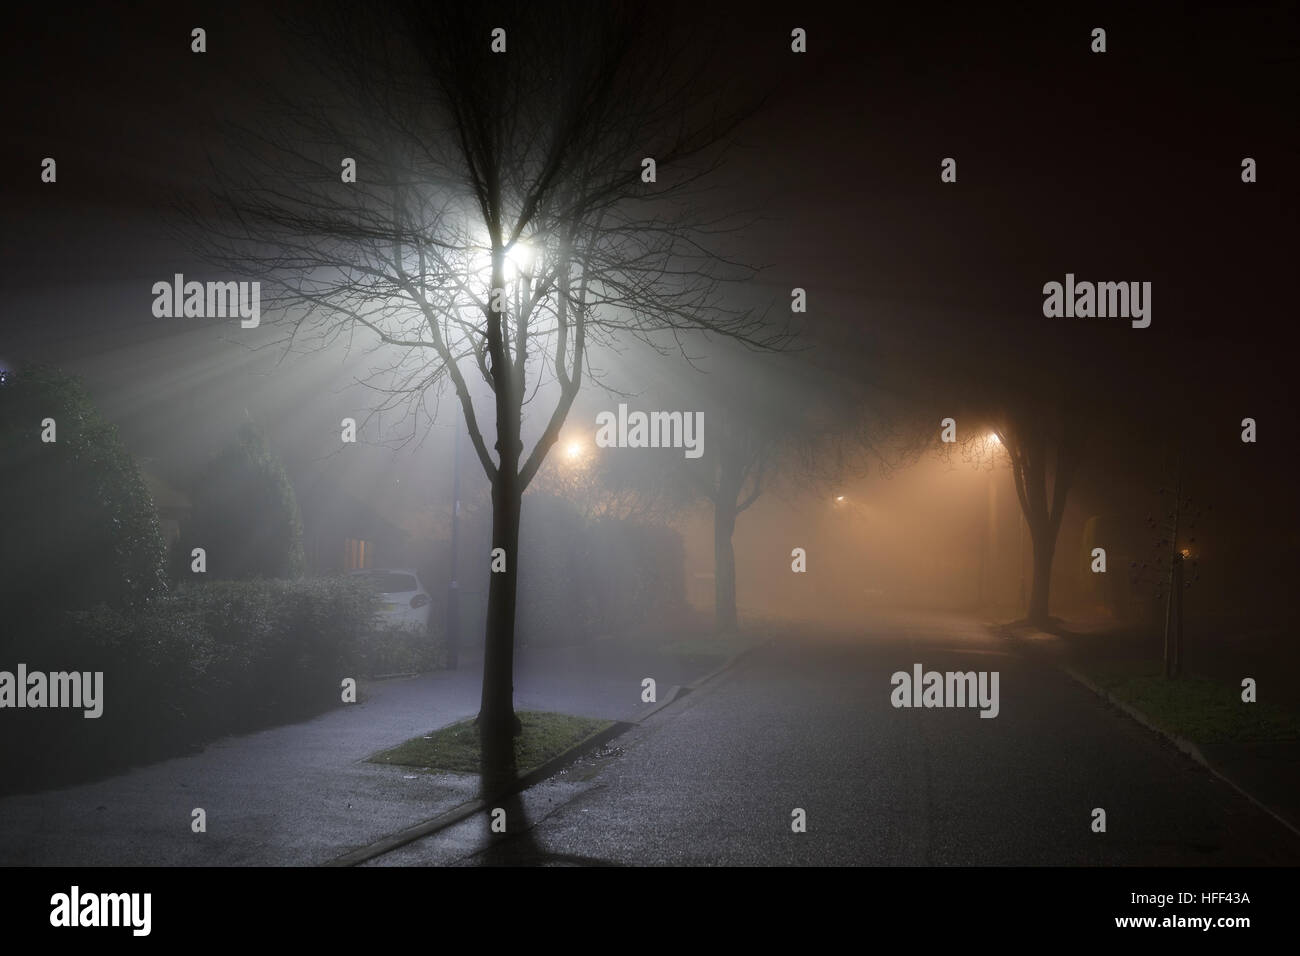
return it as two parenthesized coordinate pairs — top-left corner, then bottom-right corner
(0, 641), (719, 866)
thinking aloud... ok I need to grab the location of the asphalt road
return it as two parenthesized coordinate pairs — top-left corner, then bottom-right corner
(372, 611), (1300, 866)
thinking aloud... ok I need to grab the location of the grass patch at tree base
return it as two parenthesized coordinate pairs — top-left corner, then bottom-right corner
(369, 710), (614, 776)
(1084, 664), (1300, 744)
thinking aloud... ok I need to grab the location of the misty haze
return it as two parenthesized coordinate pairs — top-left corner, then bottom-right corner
(1, 2), (1297, 936)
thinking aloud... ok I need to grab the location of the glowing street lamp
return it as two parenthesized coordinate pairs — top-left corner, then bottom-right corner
(563, 437), (587, 464)
(506, 239), (535, 278)
(470, 236), (536, 282)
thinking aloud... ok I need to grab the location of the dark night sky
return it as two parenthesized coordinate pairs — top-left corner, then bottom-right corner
(1, 1), (1297, 542)
(4, 2), (1296, 332)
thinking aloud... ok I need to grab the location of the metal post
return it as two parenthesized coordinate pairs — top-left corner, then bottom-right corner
(445, 413), (462, 670)
(1017, 509), (1026, 614)
(1172, 554), (1184, 678)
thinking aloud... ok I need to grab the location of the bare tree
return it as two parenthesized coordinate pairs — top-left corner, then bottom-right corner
(178, 1), (782, 773)
(995, 403), (1087, 626)
(693, 408), (773, 633)
(867, 300), (1105, 629)
(681, 352), (908, 633)
(1132, 455), (1207, 678)
(952, 386), (1088, 627)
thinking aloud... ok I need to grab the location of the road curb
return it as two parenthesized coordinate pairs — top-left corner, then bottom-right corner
(625, 636), (772, 723)
(1059, 664), (1208, 764)
(632, 683), (687, 722)
(993, 621), (1300, 842)
(327, 635), (770, 866)
(684, 637), (771, 693)
(1056, 662), (1300, 839)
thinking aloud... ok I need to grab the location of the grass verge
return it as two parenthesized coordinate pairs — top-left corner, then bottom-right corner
(368, 710), (614, 775)
(1082, 663), (1300, 744)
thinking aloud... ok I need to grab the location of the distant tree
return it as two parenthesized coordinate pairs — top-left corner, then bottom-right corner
(878, 305), (1107, 629)
(1131, 458), (1206, 678)
(678, 350), (904, 633)
(185, 424), (305, 581)
(963, 395), (1089, 626)
(0, 364), (167, 629)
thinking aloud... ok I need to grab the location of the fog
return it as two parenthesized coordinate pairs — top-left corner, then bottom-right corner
(2, 0), (1298, 883)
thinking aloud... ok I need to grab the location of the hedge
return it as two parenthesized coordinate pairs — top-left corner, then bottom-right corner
(0, 576), (445, 794)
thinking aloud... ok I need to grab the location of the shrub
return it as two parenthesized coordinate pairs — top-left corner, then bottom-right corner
(516, 493), (589, 645)
(0, 599), (211, 786)
(184, 423), (305, 580)
(470, 492), (688, 646)
(583, 517), (686, 635)
(0, 364), (167, 633)
(349, 621), (447, 676)
(0, 575), (406, 794)
(176, 577), (378, 726)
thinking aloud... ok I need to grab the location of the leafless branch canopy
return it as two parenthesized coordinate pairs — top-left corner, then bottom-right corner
(177, 0), (789, 491)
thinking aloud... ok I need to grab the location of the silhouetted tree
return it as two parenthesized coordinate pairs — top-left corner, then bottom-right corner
(1131, 458), (1206, 678)
(679, 350), (905, 633)
(984, 399), (1087, 626)
(877, 304), (1106, 629)
(178, 1), (782, 774)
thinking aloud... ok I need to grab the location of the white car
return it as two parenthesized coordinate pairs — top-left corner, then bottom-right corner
(349, 568), (431, 630)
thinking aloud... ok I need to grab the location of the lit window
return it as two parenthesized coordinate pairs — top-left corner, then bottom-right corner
(345, 538), (373, 570)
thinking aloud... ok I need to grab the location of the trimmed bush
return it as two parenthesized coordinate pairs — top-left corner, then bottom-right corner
(465, 492), (689, 646)
(0, 574), (452, 795)
(584, 517), (686, 634)
(177, 577), (378, 728)
(351, 621), (447, 676)
(516, 493), (589, 646)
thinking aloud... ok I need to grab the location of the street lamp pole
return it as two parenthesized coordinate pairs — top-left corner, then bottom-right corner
(985, 465), (997, 608)
(445, 413), (462, 670)
(1018, 508), (1026, 614)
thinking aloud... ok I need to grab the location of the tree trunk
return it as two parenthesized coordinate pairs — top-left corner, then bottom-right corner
(714, 504), (738, 633)
(479, 248), (524, 785)
(1164, 553), (1184, 678)
(1162, 472), (1182, 679)
(479, 471), (522, 783)
(1027, 525), (1057, 626)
